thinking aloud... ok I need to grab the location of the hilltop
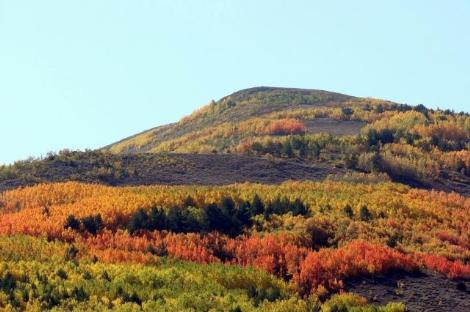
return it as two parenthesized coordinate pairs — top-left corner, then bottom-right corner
(103, 87), (360, 154)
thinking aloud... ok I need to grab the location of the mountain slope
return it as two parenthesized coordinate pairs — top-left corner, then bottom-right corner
(101, 86), (469, 194)
(2, 87), (468, 194)
(103, 87), (359, 154)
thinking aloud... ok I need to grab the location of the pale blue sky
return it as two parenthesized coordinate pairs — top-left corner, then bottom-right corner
(1, 1), (469, 164)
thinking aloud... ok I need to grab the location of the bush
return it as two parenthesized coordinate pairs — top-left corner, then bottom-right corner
(81, 214), (103, 235)
(343, 204), (354, 218)
(64, 214), (81, 231)
(266, 118), (306, 136)
(359, 206), (372, 221)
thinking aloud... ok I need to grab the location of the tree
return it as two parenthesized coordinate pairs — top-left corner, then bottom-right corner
(166, 206), (184, 232)
(343, 204), (354, 218)
(148, 207), (166, 231)
(237, 201), (253, 226)
(282, 142), (294, 158)
(252, 194), (264, 215)
(290, 198), (308, 216)
(127, 208), (150, 234)
(64, 215), (81, 231)
(220, 196), (236, 217)
(81, 214), (103, 235)
(359, 206), (372, 221)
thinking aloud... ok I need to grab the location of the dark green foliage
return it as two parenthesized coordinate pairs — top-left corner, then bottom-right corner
(127, 208), (151, 234)
(0, 272), (16, 293)
(252, 194), (264, 215)
(341, 107), (354, 116)
(343, 204), (354, 218)
(64, 214), (104, 235)
(282, 141), (294, 158)
(122, 292), (142, 305)
(64, 214), (81, 231)
(247, 286), (283, 306)
(236, 201), (253, 226)
(204, 203), (241, 237)
(265, 197), (309, 218)
(306, 224), (331, 249)
(125, 195), (307, 236)
(359, 205), (372, 221)
(81, 214), (103, 235)
(148, 207), (166, 231)
(71, 286), (89, 302)
(290, 198), (308, 216)
(56, 269), (67, 280)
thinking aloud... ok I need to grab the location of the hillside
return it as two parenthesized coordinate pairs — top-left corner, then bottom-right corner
(0, 151), (346, 192)
(1, 87), (469, 195)
(0, 87), (469, 311)
(103, 87), (359, 154)
(102, 86), (469, 193)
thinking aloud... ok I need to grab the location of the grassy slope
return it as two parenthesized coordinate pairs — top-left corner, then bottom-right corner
(102, 87), (358, 154)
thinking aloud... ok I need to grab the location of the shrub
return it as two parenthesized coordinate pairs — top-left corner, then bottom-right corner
(266, 119), (306, 135)
(343, 204), (354, 218)
(81, 214), (103, 235)
(359, 206), (372, 221)
(64, 214), (81, 231)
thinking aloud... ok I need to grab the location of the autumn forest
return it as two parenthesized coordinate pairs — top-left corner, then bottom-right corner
(0, 87), (469, 311)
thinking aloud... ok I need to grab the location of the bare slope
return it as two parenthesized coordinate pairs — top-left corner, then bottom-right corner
(0, 151), (345, 193)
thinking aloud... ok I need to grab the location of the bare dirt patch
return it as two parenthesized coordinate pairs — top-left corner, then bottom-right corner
(347, 271), (470, 312)
(0, 153), (345, 192)
(303, 118), (366, 136)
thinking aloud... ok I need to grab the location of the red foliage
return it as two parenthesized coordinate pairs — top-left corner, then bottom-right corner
(224, 234), (309, 277)
(416, 253), (470, 279)
(266, 118), (306, 135)
(294, 241), (418, 295)
(435, 231), (461, 246)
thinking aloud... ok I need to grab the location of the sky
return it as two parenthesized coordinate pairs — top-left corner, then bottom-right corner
(0, 1), (469, 164)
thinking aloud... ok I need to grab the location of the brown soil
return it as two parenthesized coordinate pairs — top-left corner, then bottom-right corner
(303, 118), (366, 136)
(346, 271), (470, 312)
(0, 153), (345, 192)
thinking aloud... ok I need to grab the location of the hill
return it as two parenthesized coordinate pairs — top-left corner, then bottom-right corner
(0, 87), (469, 311)
(102, 86), (469, 193)
(103, 87), (359, 154)
(1, 87), (469, 194)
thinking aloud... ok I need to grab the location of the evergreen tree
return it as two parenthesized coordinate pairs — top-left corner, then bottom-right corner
(252, 194), (264, 215)
(359, 205), (372, 221)
(64, 214), (81, 231)
(290, 198), (307, 216)
(343, 204), (354, 218)
(148, 207), (166, 231)
(81, 214), (103, 235)
(127, 208), (149, 234)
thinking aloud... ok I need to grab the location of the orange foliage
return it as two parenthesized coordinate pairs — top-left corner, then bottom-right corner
(415, 123), (468, 142)
(1, 181), (469, 290)
(416, 253), (470, 279)
(265, 118), (306, 135)
(294, 241), (418, 295)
